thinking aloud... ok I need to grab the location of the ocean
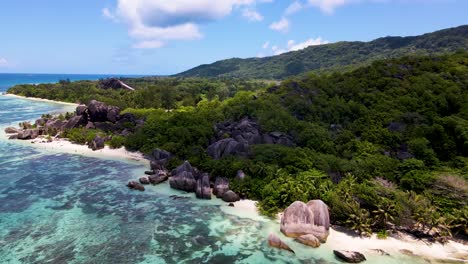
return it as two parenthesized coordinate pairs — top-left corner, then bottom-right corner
(0, 73), (143, 93)
(0, 75), (441, 263)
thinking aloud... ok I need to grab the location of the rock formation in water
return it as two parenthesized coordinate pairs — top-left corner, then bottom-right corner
(127, 181), (145, 191)
(267, 233), (294, 253)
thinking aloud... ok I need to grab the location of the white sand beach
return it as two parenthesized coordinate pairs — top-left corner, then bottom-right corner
(3, 93), (79, 106)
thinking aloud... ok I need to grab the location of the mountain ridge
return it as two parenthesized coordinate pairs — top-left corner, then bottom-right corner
(176, 25), (468, 79)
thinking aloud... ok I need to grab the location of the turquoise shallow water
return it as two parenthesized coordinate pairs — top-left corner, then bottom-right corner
(0, 97), (454, 262)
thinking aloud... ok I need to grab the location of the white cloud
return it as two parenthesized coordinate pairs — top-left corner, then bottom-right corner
(262, 41), (270, 49)
(242, 8), (264, 22)
(106, 0), (273, 49)
(285, 1), (303, 15)
(0, 58), (9, 67)
(102, 8), (118, 22)
(132, 40), (165, 49)
(269, 17), (289, 33)
(307, 0), (357, 14)
(268, 37), (329, 55)
(287, 37), (329, 51)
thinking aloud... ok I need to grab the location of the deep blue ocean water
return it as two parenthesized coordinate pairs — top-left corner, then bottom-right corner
(0, 75), (438, 263)
(0, 73), (142, 93)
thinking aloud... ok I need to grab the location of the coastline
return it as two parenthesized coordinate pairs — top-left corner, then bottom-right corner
(1, 94), (467, 263)
(26, 136), (148, 165)
(232, 202), (468, 263)
(3, 93), (79, 107)
(4, 133), (468, 263)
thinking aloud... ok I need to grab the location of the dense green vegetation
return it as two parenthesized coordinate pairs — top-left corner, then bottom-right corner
(177, 25), (468, 80)
(8, 78), (267, 109)
(8, 51), (468, 241)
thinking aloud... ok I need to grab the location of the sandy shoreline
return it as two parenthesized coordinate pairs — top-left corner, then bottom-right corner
(27, 136), (148, 165)
(3, 93), (79, 106)
(227, 200), (468, 262)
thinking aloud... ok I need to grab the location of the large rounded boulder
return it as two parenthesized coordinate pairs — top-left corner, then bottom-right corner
(307, 200), (330, 230)
(280, 201), (315, 238)
(222, 190), (240, 203)
(280, 200), (331, 243)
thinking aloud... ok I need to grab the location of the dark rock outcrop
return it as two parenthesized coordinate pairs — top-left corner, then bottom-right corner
(213, 177), (229, 198)
(76, 105), (87, 116)
(4, 127), (18, 134)
(107, 106), (121, 123)
(17, 129), (41, 140)
(127, 181), (145, 191)
(207, 117), (296, 159)
(169, 171), (197, 192)
(139, 176), (150, 185)
(87, 100), (110, 122)
(333, 250), (366, 263)
(171, 161), (198, 178)
(64, 115), (86, 129)
(148, 170), (169, 184)
(222, 190), (240, 203)
(196, 173), (211, 199)
(267, 233), (294, 253)
(88, 136), (105, 151)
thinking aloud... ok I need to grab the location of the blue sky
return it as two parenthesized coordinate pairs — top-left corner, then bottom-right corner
(0, 0), (466, 75)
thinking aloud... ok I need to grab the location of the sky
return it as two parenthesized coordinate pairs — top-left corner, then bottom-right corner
(0, 0), (467, 75)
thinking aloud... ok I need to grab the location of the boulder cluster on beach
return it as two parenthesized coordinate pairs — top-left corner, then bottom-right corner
(127, 148), (242, 203)
(267, 199), (368, 263)
(4, 100), (143, 150)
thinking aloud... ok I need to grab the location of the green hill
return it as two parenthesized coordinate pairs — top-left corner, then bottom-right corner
(176, 25), (468, 79)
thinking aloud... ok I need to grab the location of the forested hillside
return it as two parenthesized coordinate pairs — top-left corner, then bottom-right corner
(8, 51), (468, 240)
(177, 25), (468, 80)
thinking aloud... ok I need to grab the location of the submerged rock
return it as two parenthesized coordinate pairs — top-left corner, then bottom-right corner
(295, 234), (320, 248)
(267, 233), (294, 253)
(127, 181), (145, 191)
(333, 250), (366, 263)
(222, 190), (240, 203)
